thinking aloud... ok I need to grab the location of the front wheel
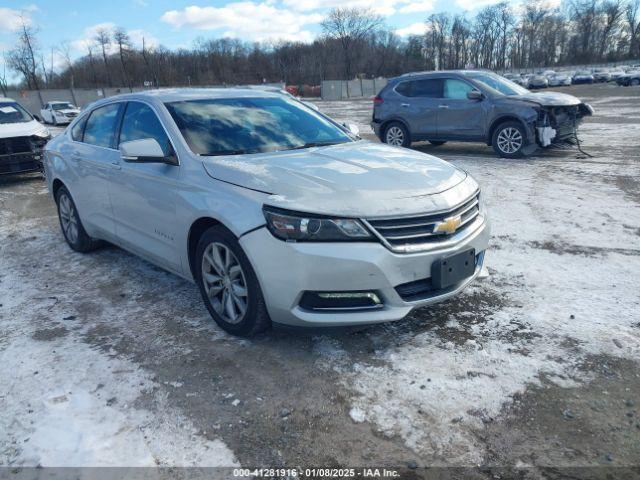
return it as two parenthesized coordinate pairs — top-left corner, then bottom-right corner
(383, 122), (410, 148)
(56, 186), (99, 252)
(631, 78), (640, 86)
(492, 121), (528, 158)
(196, 226), (271, 336)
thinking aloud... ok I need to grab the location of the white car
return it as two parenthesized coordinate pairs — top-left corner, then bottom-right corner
(40, 101), (81, 125)
(548, 73), (572, 87)
(0, 97), (51, 175)
(43, 89), (490, 336)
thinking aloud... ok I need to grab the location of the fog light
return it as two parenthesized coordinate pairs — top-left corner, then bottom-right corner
(299, 291), (383, 311)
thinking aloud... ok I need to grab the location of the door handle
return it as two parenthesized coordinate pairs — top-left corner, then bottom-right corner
(438, 105), (449, 109)
(401, 103), (410, 107)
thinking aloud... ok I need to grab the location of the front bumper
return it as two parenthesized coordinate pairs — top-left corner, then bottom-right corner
(0, 151), (43, 175)
(240, 215), (490, 327)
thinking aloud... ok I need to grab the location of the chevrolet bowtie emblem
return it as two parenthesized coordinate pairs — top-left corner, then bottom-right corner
(433, 216), (462, 235)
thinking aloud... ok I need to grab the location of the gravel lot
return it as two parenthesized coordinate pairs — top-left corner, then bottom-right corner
(1, 83), (639, 476)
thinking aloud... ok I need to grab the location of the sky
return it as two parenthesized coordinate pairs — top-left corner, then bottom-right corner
(0, 0), (507, 82)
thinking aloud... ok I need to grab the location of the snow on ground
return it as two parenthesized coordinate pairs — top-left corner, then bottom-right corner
(312, 92), (640, 465)
(0, 202), (239, 467)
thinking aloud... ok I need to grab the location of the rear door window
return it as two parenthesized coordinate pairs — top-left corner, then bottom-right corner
(411, 79), (441, 98)
(83, 103), (121, 148)
(395, 79), (442, 98)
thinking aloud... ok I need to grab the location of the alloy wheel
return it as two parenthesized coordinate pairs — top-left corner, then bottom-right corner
(59, 193), (79, 244)
(386, 126), (405, 146)
(496, 127), (523, 154)
(201, 242), (248, 324)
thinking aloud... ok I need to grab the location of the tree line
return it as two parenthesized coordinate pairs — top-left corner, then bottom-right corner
(3, 0), (640, 93)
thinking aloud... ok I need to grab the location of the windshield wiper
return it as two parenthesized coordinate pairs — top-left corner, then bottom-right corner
(286, 141), (345, 151)
(201, 149), (260, 156)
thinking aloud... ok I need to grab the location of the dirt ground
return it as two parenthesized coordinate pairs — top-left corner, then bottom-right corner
(1, 83), (639, 478)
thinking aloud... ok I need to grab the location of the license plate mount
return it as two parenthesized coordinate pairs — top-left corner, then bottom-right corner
(431, 249), (476, 290)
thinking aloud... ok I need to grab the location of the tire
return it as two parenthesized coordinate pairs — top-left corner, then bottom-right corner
(631, 78), (640, 86)
(56, 186), (99, 252)
(492, 121), (528, 159)
(383, 121), (410, 148)
(196, 226), (271, 337)
(428, 140), (446, 146)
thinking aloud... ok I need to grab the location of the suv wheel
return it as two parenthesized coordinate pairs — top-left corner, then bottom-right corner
(56, 186), (99, 252)
(196, 226), (271, 337)
(492, 121), (527, 158)
(383, 122), (410, 147)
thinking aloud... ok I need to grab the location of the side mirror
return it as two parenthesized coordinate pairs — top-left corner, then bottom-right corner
(120, 138), (178, 166)
(343, 122), (360, 137)
(467, 90), (483, 101)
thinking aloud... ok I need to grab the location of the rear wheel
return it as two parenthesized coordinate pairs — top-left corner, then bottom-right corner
(383, 122), (410, 148)
(492, 121), (527, 158)
(631, 78), (640, 86)
(196, 226), (271, 337)
(428, 140), (446, 146)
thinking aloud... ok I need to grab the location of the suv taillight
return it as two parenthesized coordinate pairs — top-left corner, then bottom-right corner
(373, 95), (383, 105)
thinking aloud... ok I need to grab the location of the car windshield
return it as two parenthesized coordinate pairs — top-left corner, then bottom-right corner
(0, 102), (33, 124)
(165, 96), (353, 156)
(52, 103), (74, 110)
(465, 72), (529, 96)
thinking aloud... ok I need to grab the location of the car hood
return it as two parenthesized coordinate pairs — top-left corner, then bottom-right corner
(508, 91), (584, 107)
(201, 141), (472, 217)
(0, 119), (47, 139)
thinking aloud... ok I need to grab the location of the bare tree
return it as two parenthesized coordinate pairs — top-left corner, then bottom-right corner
(0, 52), (8, 96)
(57, 41), (76, 88)
(628, 0), (640, 57)
(7, 17), (41, 90)
(94, 28), (112, 87)
(113, 27), (132, 90)
(321, 7), (383, 79)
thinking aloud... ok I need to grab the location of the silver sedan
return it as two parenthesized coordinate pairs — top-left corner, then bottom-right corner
(44, 89), (490, 336)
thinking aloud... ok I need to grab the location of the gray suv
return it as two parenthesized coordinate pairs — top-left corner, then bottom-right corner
(372, 70), (594, 158)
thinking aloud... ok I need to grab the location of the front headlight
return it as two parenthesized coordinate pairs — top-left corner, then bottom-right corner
(263, 206), (373, 241)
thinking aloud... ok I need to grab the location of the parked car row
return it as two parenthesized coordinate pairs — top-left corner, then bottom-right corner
(503, 65), (640, 88)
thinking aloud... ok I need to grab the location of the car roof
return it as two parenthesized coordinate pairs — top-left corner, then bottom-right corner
(90, 87), (283, 106)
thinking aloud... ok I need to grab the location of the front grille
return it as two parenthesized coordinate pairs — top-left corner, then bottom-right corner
(366, 192), (481, 252)
(0, 136), (32, 156)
